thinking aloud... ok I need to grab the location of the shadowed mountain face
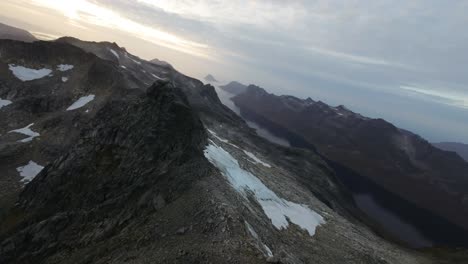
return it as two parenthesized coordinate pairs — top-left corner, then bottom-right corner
(0, 23), (466, 263)
(231, 85), (468, 247)
(434, 142), (468, 162)
(0, 23), (37, 42)
(220, 81), (247, 95)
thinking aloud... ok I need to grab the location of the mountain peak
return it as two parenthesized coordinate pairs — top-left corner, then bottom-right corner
(219, 81), (247, 95)
(204, 74), (218, 82)
(0, 22), (37, 42)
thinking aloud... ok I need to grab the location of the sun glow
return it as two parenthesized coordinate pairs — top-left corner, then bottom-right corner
(29, 0), (211, 58)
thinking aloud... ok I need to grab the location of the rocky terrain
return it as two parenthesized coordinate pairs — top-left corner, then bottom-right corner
(0, 26), (466, 263)
(434, 142), (468, 162)
(228, 84), (468, 249)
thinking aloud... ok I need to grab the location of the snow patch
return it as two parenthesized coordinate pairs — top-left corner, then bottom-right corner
(204, 143), (325, 236)
(125, 53), (141, 65)
(207, 129), (229, 143)
(61, 77), (69, 83)
(16, 161), (44, 184)
(120, 65), (127, 69)
(9, 64), (52, 81)
(244, 150), (271, 168)
(66, 95), (95, 111)
(109, 49), (119, 59)
(57, 64), (74, 71)
(9, 123), (40, 142)
(151, 73), (165, 80)
(130, 58), (141, 65)
(0, 98), (12, 109)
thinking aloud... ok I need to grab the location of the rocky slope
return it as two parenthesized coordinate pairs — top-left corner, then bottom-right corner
(0, 34), (458, 263)
(434, 142), (468, 162)
(230, 84), (468, 248)
(0, 23), (37, 42)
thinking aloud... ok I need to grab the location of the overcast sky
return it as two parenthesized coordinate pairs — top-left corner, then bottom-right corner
(1, 0), (467, 143)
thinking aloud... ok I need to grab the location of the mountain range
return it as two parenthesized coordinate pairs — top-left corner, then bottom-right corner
(1, 23), (467, 263)
(222, 82), (468, 248)
(433, 142), (468, 162)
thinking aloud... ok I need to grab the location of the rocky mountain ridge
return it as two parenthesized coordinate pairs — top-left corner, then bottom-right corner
(433, 142), (468, 162)
(0, 23), (37, 43)
(228, 84), (468, 249)
(0, 26), (466, 263)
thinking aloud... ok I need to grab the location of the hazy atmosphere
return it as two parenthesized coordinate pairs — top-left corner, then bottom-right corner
(1, 0), (467, 143)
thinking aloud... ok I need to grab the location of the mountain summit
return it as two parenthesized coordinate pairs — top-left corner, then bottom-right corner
(0, 23), (37, 42)
(204, 74), (218, 82)
(220, 81), (247, 95)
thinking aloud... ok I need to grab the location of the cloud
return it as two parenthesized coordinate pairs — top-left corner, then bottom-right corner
(29, 0), (212, 59)
(400, 85), (468, 109)
(303, 45), (417, 70)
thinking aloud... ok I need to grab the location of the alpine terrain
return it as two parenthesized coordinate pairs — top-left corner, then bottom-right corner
(221, 83), (468, 250)
(0, 24), (466, 264)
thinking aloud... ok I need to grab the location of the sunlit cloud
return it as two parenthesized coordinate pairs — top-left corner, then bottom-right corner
(400, 85), (468, 109)
(29, 0), (212, 59)
(305, 46), (415, 70)
(137, 0), (306, 28)
(30, 31), (61, 40)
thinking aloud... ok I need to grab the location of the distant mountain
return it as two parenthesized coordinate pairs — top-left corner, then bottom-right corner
(204, 74), (218, 82)
(220, 81), (247, 95)
(434, 142), (468, 161)
(0, 23), (36, 42)
(150, 58), (171, 67)
(231, 84), (468, 247)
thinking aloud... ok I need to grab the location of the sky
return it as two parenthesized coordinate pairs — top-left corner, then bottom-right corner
(1, 0), (467, 143)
